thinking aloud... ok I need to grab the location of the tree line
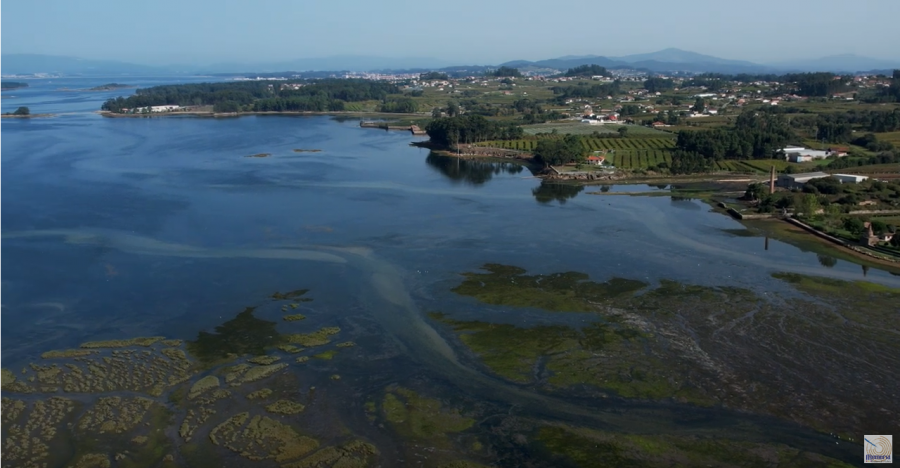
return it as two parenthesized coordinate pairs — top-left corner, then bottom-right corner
(533, 135), (588, 166)
(670, 112), (796, 173)
(487, 66), (522, 77)
(643, 77), (674, 93)
(680, 72), (856, 97)
(551, 81), (622, 100)
(564, 65), (610, 77)
(424, 115), (524, 146)
(809, 109), (900, 143)
(101, 79), (402, 113)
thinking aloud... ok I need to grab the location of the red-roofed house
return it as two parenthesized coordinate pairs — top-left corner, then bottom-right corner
(586, 156), (605, 165)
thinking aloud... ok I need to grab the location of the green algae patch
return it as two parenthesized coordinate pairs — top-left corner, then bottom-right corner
(285, 327), (341, 347)
(295, 356), (310, 364)
(336, 341), (356, 348)
(188, 376), (220, 399)
(292, 149), (322, 153)
(283, 314), (307, 322)
(240, 363), (288, 384)
(313, 350), (338, 360)
(222, 364), (251, 385)
(282, 440), (378, 468)
(210, 413), (319, 462)
(266, 400), (306, 415)
(277, 344), (305, 353)
(430, 313), (682, 401)
(41, 349), (98, 359)
(1, 368), (17, 387)
(381, 387), (474, 444)
(248, 153), (271, 158)
(69, 453), (111, 468)
(536, 425), (855, 468)
(452, 263), (647, 312)
(80, 336), (164, 348)
(187, 307), (283, 365)
(118, 404), (175, 468)
(271, 289), (312, 301)
(248, 355), (281, 365)
(247, 388), (273, 400)
(439, 462), (492, 468)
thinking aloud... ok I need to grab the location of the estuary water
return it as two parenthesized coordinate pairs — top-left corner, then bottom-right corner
(2, 78), (897, 467)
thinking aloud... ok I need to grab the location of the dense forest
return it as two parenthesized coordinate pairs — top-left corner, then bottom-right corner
(100, 79), (403, 113)
(424, 115), (524, 146)
(670, 112), (796, 173)
(419, 72), (449, 80)
(487, 66), (522, 78)
(533, 135), (587, 166)
(642, 77), (675, 93)
(810, 109), (900, 143)
(551, 81), (622, 101)
(564, 65), (610, 77)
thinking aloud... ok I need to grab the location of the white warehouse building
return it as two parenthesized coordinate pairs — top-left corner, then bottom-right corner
(832, 174), (869, 184)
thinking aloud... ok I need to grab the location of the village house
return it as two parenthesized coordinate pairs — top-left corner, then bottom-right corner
(860, 222), (895, 247)
(586, 155), (605, 165)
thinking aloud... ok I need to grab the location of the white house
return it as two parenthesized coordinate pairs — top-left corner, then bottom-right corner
(150, 105), (180, 112)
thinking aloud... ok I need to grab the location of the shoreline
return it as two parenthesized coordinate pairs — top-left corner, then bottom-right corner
(741, 218), (900, 271)
(98, 110), (428, 119)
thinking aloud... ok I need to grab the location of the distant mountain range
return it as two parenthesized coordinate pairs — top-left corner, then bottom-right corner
(3, 49), (899, 77)
(501, 48), (900, 75)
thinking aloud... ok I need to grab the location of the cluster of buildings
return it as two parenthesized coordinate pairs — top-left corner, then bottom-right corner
(120, 105), (181, 113)
(580, 105), (621, 124)
(781, 146), (848, 163)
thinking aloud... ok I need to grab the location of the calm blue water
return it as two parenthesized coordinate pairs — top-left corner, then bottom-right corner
(6, 79), (895, 464)
(2, 78), (898, 360)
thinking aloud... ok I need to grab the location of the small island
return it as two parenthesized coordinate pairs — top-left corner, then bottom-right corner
(1, 106), (55, 119)
(1, 81), (29, 91)
(88, 83), (133, 91)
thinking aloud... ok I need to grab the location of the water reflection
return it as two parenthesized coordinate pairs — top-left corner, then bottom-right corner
(817, 254), (837, 268)
(532, 182), (584, 204)
(425, 152), (524, 185)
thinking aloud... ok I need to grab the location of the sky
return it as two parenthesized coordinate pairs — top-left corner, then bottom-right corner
(3, 0), (900, 66)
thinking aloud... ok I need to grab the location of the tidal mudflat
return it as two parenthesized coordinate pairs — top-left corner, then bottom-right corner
(2, 97), (897, 466)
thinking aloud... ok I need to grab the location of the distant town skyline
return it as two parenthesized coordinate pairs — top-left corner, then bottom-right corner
(3, 0), (900, 66)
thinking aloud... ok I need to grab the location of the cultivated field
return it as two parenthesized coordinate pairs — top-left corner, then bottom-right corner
(521, 122), (673, 136)
(478, 137), (675, 152)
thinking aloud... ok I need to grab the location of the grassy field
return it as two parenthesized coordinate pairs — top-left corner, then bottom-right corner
(521, 121), (673, 136)
(876, 131), (900, 146)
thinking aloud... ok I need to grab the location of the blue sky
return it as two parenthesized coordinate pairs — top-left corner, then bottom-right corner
(3, 0), (899, 65)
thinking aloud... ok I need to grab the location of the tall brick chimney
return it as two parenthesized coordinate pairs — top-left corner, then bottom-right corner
(769, 165), (776, 195)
